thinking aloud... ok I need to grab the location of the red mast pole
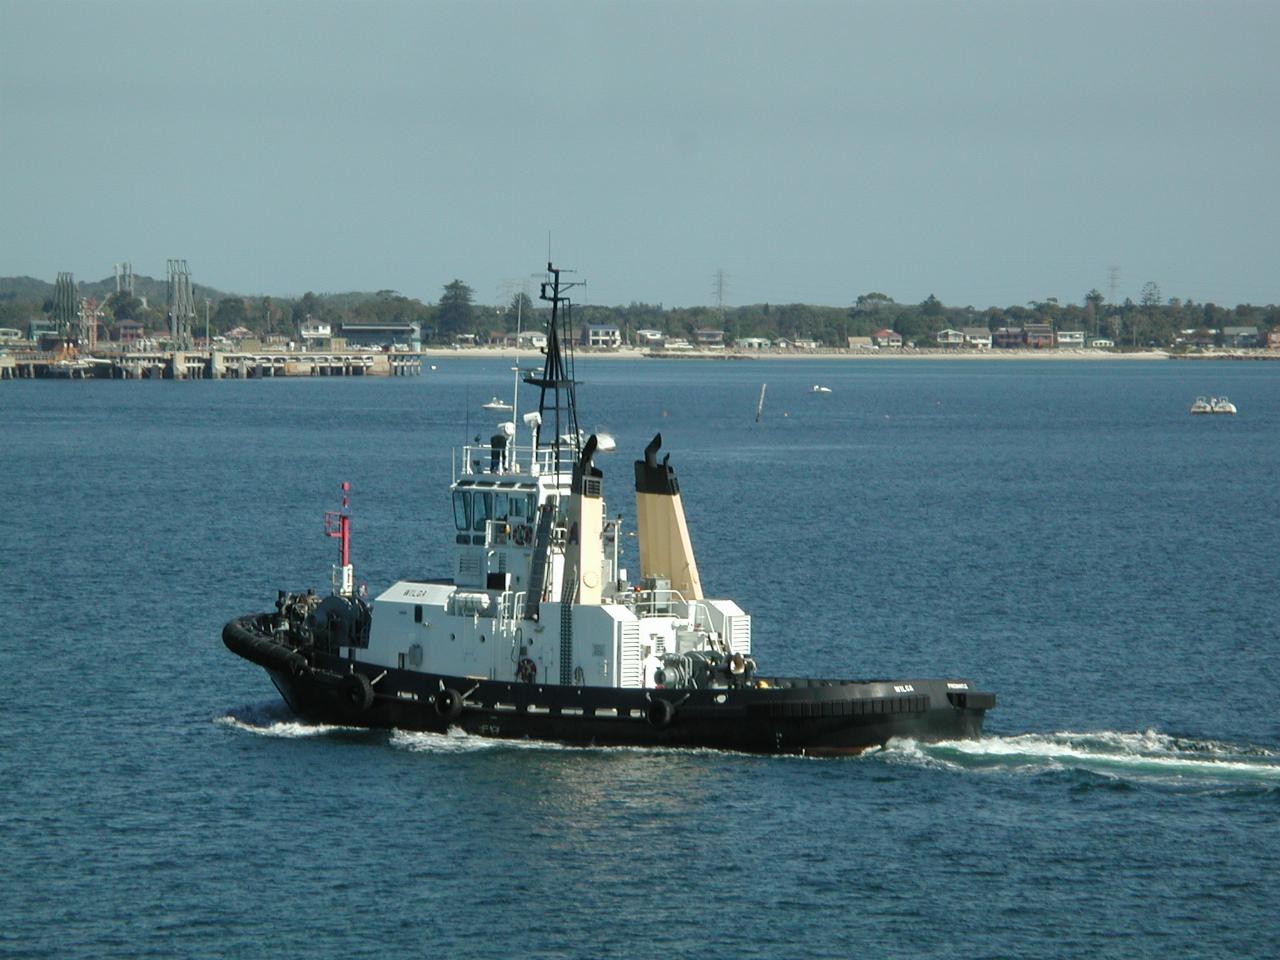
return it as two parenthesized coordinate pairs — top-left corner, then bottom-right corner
(339, 481), (350, 568)
(325, 482), (352, 575)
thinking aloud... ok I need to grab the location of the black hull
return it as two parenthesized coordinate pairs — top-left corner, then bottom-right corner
(225, 615), (992, 756)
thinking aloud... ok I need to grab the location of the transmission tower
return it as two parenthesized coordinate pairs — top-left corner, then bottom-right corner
(1107, 265), (1120, 304)
(167, 259), (196, 350)
(713, 268), (728, 326)
(54, 272), (78, 346)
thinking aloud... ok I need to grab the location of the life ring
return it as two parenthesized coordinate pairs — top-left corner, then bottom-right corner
(435, 687), (464, 720)
(646, 697), (676, 729)
(513, 524), (532, 547)
(338, 672), (374, 714)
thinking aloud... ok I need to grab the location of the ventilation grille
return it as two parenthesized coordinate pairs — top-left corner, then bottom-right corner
(619, 622), (642, 688)
(727, 615), (752, 655)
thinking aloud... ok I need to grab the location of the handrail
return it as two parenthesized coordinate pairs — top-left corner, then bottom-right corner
(621, 587), (714, 627)
(460, 442), (564, 477)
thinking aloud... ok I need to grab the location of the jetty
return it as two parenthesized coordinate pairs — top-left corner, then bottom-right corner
(0, 348), (423, 380)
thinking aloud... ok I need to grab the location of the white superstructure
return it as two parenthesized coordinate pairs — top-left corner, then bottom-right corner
(349, 431), (750, 691)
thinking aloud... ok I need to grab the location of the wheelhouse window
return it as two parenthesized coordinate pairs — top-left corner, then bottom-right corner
(510, 493), (535, 520)
(472, 491), (492, 532)
(493, 492), (510, 520)
(452, 490), (470, 531)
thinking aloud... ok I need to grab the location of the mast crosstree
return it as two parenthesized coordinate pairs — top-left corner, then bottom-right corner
(527, 263), (582, 476)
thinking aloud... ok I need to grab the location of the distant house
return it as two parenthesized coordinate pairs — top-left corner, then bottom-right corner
(847, 336), (876, 350)
(992, 327), (1024, 349)
(300, 320), (332, 345)
(517, 330), (547, 350)
(581, 323), (621, 348)
(962, 326), (991, 349)
(1267, 328), (1280, 349)
(1024, 323), (1054, 349)
(694, 328), (725, 348)
(872, 328), (903, 348)
(1189, 330), (1216, 348)
(1055, 330), (1085, 347)
(634, 329), (664, 347)
(735, 337), (771, 350)
(1223, 325), (1259, 348)
(935, 328), (965, 347)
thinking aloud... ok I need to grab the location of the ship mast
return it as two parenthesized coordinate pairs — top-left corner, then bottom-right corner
(528, 263), (582, 477)
(325, 481), (354, 596)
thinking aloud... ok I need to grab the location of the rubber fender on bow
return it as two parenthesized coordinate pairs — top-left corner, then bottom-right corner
(435, 688), (464, 720)
(222, 616), (310, 677)
(646, 697), (676, 729)
(338, 672), (374, 715)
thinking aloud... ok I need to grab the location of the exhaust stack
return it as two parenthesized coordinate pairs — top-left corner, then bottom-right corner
(633, 434), (703, 600)
(566, 435), (605, 606)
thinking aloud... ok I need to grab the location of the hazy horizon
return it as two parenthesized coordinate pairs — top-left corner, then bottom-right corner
(3, 1), (1277, 310)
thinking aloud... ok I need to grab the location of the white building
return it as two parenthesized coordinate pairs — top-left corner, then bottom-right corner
(581, 324), (622, 349)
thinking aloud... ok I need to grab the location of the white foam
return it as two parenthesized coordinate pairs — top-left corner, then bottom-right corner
(387, 727), (751, 759)
(215, 702), (358, 739)
(885, 730), (1280, 784)
(388, 726), (537, 754)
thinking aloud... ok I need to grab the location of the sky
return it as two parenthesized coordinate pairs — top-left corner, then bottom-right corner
(2, 0), (1277, 309)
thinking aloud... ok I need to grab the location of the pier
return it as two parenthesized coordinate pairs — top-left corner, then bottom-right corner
(0, 349), (424, 380)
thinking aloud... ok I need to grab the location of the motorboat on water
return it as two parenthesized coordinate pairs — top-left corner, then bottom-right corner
(481, 397), (513, 411)
(1191, 396), (1237, 415)
(223, 263), (995, 755)
(812, 385), (832, 393)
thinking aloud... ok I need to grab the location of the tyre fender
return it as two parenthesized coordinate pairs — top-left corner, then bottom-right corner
(338, 672), (374, 714)
(646, 697), (676, 729)
(435, 687), (464, 721)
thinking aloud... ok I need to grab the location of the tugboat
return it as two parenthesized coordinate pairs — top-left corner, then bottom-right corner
(223, 264), (995, 755)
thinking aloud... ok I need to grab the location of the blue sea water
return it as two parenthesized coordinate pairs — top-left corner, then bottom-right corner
(2, 358), (1278, 959)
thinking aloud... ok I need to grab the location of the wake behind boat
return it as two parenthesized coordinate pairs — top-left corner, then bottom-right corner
(222, 263), (995, 755)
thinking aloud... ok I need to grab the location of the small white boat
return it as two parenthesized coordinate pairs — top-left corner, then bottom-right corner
(482, 396), (513, 412)
(1211, 396), (1237, 415)
(1190, 396), (1212, 415)
(811, 384), (832, 394)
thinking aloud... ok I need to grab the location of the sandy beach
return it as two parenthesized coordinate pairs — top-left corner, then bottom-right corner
(416, 344), (1280, 361)
(416, 345), (1185, 361)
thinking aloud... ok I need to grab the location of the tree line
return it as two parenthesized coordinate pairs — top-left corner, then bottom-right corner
(2, 276), (1276, 348)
